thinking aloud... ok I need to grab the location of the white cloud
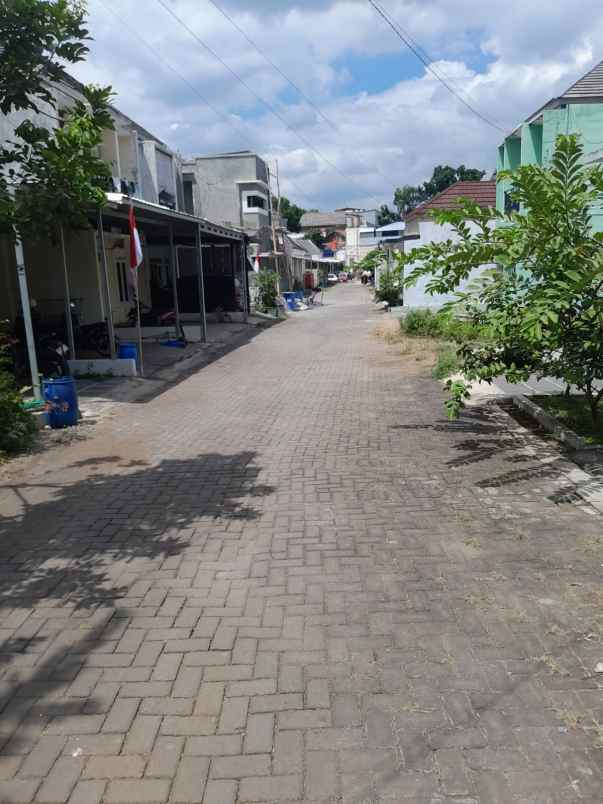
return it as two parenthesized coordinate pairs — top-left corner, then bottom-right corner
(71, 0), (603, 210)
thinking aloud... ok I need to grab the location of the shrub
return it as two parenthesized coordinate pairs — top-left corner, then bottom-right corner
(375, 270), (401, 306)
(400, 308), (444, 337)
(432, 344), (460, 379)
(0, 368), (37, 459)
(255, 270), (279, 312)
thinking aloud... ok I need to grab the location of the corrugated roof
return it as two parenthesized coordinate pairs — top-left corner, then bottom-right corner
(300, 211), (347, 228)
(404, 180), (496, 223)
(562, 59), (603, 99)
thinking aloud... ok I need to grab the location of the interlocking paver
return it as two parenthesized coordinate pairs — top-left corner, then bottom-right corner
(1, 284), (602, 803)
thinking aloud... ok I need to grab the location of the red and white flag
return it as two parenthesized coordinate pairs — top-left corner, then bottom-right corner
(128, 205), (143, 291)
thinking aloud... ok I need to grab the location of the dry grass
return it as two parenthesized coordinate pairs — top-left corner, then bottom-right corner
(374, 321), (439, 375)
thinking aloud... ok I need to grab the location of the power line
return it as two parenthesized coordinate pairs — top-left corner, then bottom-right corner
(207, 0), (338, 133)
(206, 0), (403, 205)
(368, 0), (508, 134)
(154, 0), (385, 208)
(93, 0), (315, 209)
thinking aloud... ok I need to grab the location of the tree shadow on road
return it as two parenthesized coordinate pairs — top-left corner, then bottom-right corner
(0, 451), (274, 610)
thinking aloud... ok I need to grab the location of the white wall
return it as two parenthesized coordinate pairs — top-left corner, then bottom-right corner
(402, 219), (494, 309)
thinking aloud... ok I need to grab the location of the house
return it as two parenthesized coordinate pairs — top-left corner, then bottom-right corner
(497, 59), (603, 230)
(0, 75), (248, 375)
(300, 207), (372, 257)
(182, 151), (273, 253)
(401, 180), (497, 309)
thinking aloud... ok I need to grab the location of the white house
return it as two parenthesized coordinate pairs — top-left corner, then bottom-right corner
(401, 180), (497, 309)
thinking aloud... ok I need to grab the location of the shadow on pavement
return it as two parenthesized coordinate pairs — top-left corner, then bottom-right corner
(0, 451), (274, 610)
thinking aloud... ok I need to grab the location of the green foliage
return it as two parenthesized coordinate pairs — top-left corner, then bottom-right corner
(396, 134), (603, 424)
(400, 308), (445, 337)
(276, 196), (305, 232)
(0, 324), (37, 457)
(376, 204), (398, 226)
(309, 231), (324, 248)
(358, 248), (384, 273)
(0, 0), (89, 115)
(399, 308), (488, 343)
(375, 270), (400, 306)
(432, 344), (460, 380)
(255, 270), (278, 312)
(444, 379), (471, 420)
(393, 164), (486, 215)
(0, 1), (113, 241)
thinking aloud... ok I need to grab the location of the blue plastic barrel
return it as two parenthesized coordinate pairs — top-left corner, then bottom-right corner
(42, 377), (79, 429)
(118, 342), (138, 362)
(282, 292), (296, 311)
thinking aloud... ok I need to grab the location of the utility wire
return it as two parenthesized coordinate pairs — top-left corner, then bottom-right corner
(206, 0), (405, 206)
(368, 0), (508, 134)
(94, 0), (315, 209)
(207, 0), (338, 132)
(155, 0), (384, 208)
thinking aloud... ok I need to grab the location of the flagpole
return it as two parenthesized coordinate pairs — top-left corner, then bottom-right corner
(135, 269), (144, 377)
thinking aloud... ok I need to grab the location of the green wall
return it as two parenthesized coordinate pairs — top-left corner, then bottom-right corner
(497, 102), (603, 231)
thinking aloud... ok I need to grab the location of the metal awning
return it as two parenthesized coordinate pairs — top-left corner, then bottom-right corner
(104, 193), (245, 242)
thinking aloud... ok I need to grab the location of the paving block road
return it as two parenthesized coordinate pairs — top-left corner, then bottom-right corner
(0, 283), (602, 803)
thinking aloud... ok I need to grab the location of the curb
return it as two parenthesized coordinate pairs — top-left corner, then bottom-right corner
(512, 394), (603, 453)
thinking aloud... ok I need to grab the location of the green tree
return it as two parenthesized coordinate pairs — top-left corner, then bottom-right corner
(309, 231), (324, 248)
(275, 196), (305, 232)
(397, 135), (603, 424)
(393, 164), (486, 217)
(0, 0), (90, 115)
(376, 204), (398, 226)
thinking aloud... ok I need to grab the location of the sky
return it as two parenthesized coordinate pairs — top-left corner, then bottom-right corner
(71, 0), (603, 212)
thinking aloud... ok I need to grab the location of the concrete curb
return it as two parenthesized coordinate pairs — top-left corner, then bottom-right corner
(512, 393), (603, 453)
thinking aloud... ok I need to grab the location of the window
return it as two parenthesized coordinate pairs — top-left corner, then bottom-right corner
(116, 259), (129, 303)
(246, 195), (266, 210)
(504, 192), (520, 214)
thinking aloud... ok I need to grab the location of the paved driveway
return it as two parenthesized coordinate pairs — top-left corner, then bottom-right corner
(1, 284), (602, 803)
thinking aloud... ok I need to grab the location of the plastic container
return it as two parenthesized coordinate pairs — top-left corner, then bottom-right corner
(282, 292), (296, 311)
(118, 342), (138, 362)
(42, 377), (79, 429)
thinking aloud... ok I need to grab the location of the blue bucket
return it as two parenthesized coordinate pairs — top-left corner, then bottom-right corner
(118, 342), (138, 362)
(43, 377), (79, 428)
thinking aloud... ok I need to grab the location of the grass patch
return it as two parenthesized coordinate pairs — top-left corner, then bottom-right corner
(432, 343), (460, 379)
(531, 395), (603, 446)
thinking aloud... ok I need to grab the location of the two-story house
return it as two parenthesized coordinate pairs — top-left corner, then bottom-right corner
(182, 151), (273, 254)
(497, 59), (603, 231)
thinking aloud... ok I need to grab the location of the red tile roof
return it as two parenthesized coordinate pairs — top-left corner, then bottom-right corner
(404, 180), (496, 223)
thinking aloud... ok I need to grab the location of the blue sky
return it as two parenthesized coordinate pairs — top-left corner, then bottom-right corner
(72, 0), (603, 211)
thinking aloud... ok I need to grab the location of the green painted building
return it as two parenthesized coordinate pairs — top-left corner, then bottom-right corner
(497, 60), (603, 231)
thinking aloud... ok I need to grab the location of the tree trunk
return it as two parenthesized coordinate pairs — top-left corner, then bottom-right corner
(587, 393), (599, 427)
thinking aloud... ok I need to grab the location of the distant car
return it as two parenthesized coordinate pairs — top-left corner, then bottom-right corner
(338, 272), (348, 282)
(327, 273), (339, 285)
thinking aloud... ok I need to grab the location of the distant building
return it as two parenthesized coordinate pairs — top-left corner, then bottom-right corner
(183, 151), (273, 252)
(402, 180), (496, 309)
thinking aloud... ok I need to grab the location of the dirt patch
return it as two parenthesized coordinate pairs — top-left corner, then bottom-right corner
(374, 319), (439, 375)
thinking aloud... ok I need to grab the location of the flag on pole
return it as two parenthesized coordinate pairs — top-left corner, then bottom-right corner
(128, 205), (143, 294)
(254, 255), (260, 273)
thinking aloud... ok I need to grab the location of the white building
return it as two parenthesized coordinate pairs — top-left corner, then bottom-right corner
(401, 180), (497, 309)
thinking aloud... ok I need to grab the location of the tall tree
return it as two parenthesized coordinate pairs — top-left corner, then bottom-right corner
(274, 195), (305, 232)
(376, 204), (399, 226)
(393, 164), (487, 216)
